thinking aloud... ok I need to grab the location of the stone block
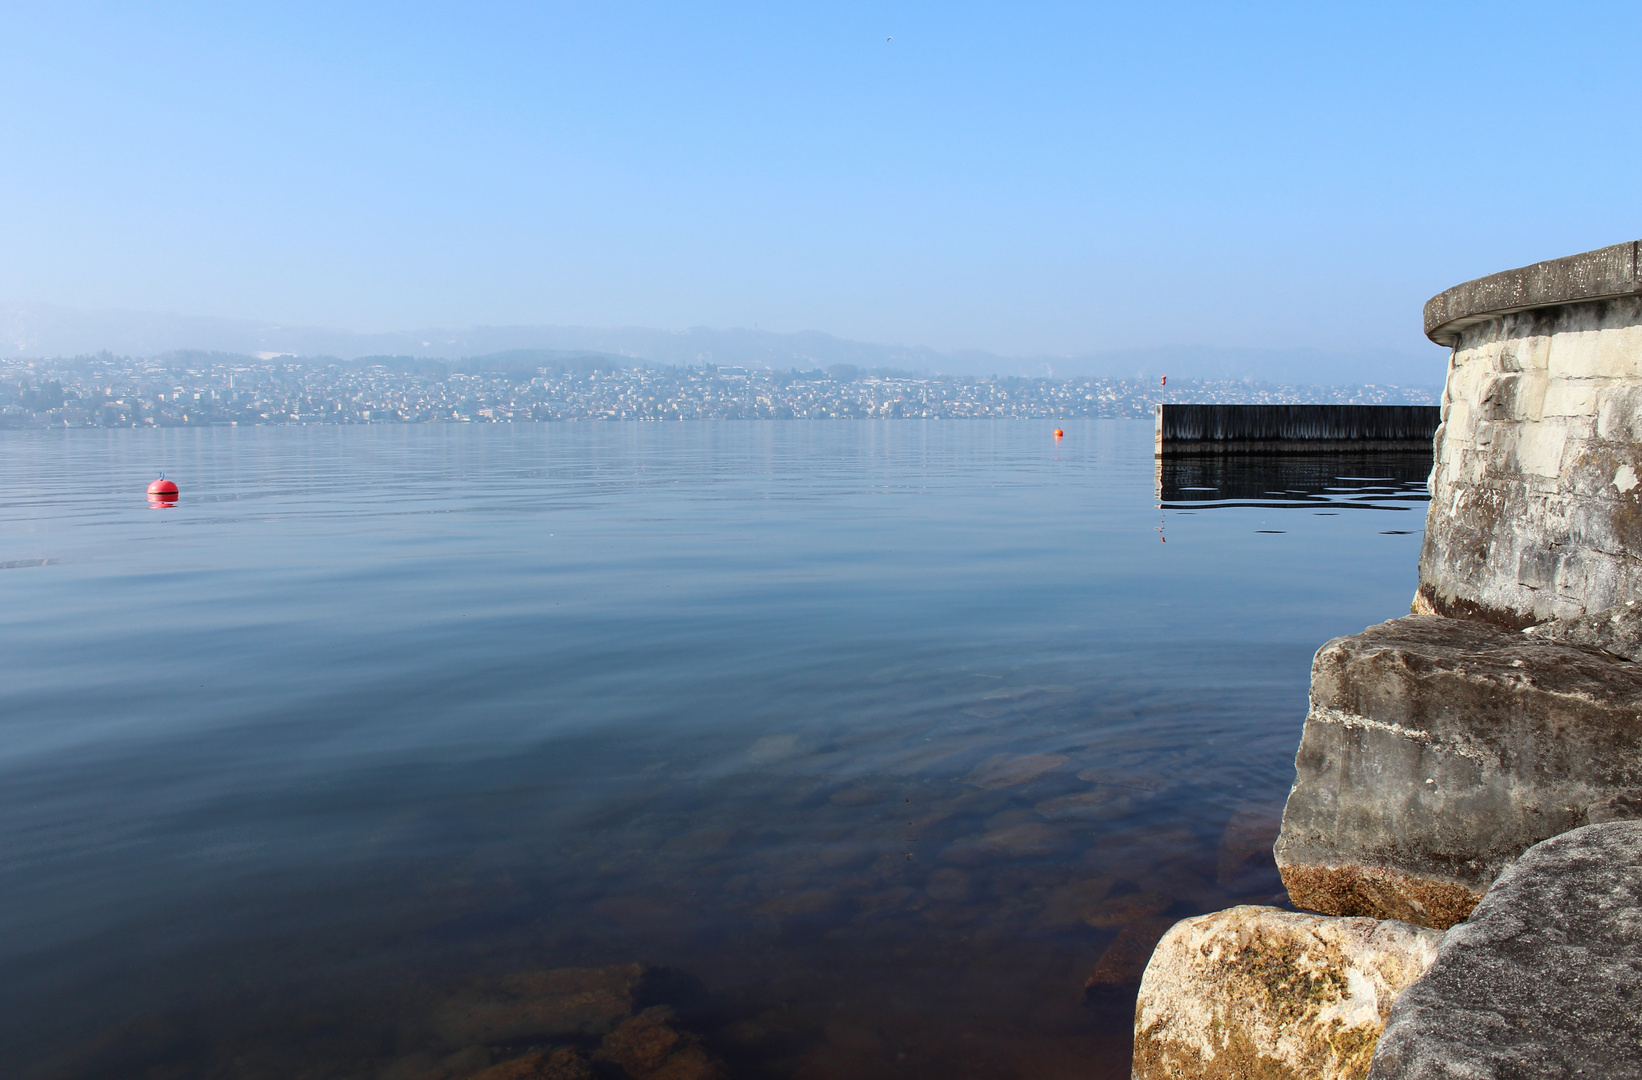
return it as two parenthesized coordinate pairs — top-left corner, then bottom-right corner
(1514, 371), (1549, 422)
(1475, 373), (1520, 421)
(1510, 420), (1567, 478)
(1367, 822), (1642, 1079)
(1597, 382), (1642, 441)
(1132, 905), (1440, 1080)
(1440, 396), (1474, 443)
(1545, 328), (1605, 380)
(1519, 330), (1553, 370)
(1275, 615), (1642, 928)
(1538, 381), (1598, 419)
(1597, 320), (1642, 378)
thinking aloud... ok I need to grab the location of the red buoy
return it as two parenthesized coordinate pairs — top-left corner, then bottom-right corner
(147, 475), (178, 507)
(1053, 428), (1064, 439)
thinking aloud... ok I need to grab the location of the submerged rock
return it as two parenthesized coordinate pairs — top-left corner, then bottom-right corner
(430, 964), (646, 1046)
(1034, 787), (1137, 821)
(594, 1005), (724, 1080)
(1083, 888), (1168, 929)
(964, 753), (1068, 789)
(440, 1046), (495, 1075)
(1083, 917), (1174, 1002)
(940, 820), (1068, 864)
(1217, 800), (1284, 887)
(1275, 615), (1642, 927)
(1368, 822), (1642, 1079)
(378, 1046), (497, 1080)
(1133, 905), (1440, 1080)
(469, 1047), (593, 1080)
(1035, 876), (1114, 928)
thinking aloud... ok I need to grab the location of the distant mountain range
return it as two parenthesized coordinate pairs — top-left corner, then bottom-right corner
(0, 302), (1446, 387)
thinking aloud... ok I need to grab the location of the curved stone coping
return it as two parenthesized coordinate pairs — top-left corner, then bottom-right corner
(1424, 240), (1641, 346)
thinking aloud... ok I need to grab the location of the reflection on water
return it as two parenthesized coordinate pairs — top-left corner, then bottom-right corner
(1156, 452), (1431, 511)
(0, 422), (1426, 1080)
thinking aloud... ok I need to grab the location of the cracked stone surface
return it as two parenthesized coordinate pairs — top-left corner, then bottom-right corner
(1522, 600), (1642, 660)
(1368, 822), (1642, 1079)
(1275, 615), (1642, 928)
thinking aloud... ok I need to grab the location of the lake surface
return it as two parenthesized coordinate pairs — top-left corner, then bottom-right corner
(0, 420), (1428, 1080)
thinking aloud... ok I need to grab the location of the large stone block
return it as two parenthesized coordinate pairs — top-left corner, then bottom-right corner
(1275, 614), (1642, 928)
(1132, 905), (1440, 1080)
(1367, 822), (1642, 1079)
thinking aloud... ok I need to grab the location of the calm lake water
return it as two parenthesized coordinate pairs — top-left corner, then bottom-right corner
(0, 420), (1428, 1080)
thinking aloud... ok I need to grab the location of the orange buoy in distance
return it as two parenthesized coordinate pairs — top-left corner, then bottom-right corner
(1053, 428), (1064, 439)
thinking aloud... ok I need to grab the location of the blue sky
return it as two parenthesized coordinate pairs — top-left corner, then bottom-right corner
(2, 1), (1638, 365)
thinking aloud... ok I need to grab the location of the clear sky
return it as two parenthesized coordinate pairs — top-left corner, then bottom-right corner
(3, 1), (1639, 363)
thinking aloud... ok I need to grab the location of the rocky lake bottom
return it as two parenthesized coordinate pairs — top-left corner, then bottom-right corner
(0, 421), (1431, 1079)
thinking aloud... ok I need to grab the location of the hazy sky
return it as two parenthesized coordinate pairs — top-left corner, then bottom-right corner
(3, 2), (1639, 360)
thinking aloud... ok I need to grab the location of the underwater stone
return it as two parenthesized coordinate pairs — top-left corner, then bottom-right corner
(1217, 800), (1285, 887)
(430, 964), (646, 1046)
(965, 753), (1069, 788)
(1083, 916), (1174, 1002)
(469, 1047), (593, 1080)
(593, 1005), (724, 1080)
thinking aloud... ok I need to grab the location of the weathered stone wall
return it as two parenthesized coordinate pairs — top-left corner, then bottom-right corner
(1418, 293), (1642, 626)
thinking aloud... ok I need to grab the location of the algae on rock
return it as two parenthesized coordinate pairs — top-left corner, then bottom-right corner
(1133, 906), (1439, 1080)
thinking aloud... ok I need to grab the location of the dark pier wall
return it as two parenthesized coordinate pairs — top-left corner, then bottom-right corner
(1155, 404), (1441, 455)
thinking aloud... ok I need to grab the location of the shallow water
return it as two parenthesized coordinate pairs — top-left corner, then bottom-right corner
(0, 420), (1427, 1079)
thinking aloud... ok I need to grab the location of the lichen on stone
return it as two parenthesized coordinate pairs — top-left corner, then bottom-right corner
(1133, 906), (1440, 1080)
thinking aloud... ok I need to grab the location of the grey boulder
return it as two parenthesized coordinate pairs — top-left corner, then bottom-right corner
(1368, 821), (1642, 1079)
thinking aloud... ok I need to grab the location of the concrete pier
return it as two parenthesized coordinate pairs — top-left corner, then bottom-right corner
(1155, 404), (1441, 455)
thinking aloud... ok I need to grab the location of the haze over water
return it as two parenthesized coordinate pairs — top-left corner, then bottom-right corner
(0, 420), (1428, 1079)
